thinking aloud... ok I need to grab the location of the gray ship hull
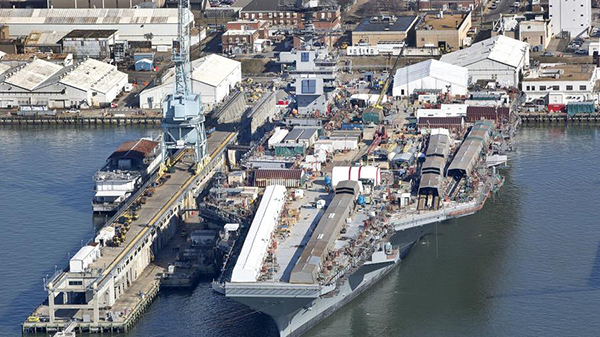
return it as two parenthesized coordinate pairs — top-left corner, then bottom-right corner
(226, 223), (434, 337)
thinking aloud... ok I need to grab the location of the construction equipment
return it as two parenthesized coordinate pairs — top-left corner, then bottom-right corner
(369, 42), (408, 111)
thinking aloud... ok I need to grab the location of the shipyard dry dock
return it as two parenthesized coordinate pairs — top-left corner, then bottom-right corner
(22, 130), (236, 334)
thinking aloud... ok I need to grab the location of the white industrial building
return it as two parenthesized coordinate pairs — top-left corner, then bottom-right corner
(440, 35), (529, 88)
(549, 0), (591, 37)
(0, 8), (196, 50)
(140, 54), (242, 110)
(522, 63), (597, 106)
(0, 58), (127, 108)
(392, 59), (469, 98)
(231, 185), (287, 283)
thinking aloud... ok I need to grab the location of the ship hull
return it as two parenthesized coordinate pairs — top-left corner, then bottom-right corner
(227, 223), (435, 337)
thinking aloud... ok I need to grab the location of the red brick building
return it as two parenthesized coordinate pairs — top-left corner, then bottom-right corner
(240, 0), (341, 31)
(222, 20), (270, 54)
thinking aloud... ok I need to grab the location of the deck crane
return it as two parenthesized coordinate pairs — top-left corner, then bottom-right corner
(161, 0), (208, 171)
(361, 42), (408, 159)
(371, 41), (408, 111)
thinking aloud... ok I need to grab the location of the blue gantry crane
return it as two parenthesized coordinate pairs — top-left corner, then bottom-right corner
(161, 0), (207, 169)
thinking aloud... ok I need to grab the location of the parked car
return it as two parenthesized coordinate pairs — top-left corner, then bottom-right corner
(575, 49), (589, 55)
(541, 51), (556, 57)
(67, 108), (80, 114)
(490, 4), (497, 9)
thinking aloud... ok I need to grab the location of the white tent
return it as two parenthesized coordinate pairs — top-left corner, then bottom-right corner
(439, 35), (529, 88)
(392, 59), (469, 97)
(331, 166), (381, 188)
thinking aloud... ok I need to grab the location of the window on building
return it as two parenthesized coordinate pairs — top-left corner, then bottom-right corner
(293, 13), (297, 18)
(566, 85), (573, 90)
(301, 79), (317, 94)
(580, 85), (587, 90)
(245, 13), (249, 18)
(259, 13), (263, 18)
(530, 86), (535, 91)
(526, 86), (530, 91)
(421, 37), (425, 41)
(552, 85), (559, 90)
(228, 37), (232, 42)
(242, 37), (247, 42)
(68, 280), (83, 286)
(269, 12), (273, 18)
(301, 52), (310, 62)
(286, 12), (290, 18)
(279, 12), (284, 18)
(540, 85), (546, 90)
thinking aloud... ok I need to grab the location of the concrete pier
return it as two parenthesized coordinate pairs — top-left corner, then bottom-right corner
(22, 131), (237, 334)
(518, 113), (600, 124)
(0, 115), (161, 126)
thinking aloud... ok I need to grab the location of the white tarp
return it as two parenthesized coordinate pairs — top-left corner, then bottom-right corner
(331, 166), (381, 188)
(231, 185), (287, 282)
(268, 128), (289, 149)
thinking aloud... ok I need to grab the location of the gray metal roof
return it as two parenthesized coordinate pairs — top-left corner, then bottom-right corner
(355, 16), (417, 33)
(419, 172), (442, 192)
(284, 128), (303, 142)
(426, 134), (450, 158)
(447, 121), (494, 176)
(297, 127), (319, 140)
(289, 181), (359, 284)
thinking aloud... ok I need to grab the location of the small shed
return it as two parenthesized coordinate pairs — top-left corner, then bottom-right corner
(134, 52), (155, 71)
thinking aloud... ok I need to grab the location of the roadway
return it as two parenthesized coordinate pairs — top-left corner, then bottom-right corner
(484, 0), (516, 22)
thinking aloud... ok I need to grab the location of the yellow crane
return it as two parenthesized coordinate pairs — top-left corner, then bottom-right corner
(371, 41), (408, 111)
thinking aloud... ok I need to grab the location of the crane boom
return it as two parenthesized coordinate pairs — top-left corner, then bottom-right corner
(374, 41), (407, 109)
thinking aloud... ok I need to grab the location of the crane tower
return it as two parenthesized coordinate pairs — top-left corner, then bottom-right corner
(161, 0), (207, 166)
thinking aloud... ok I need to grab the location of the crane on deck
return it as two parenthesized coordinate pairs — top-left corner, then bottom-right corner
(359, 42), (408, 160)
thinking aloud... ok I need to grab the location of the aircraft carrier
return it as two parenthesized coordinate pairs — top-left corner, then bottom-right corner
(217, 121), (506, 337)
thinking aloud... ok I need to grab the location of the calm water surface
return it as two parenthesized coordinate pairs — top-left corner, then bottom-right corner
(1, 125), (600, 337)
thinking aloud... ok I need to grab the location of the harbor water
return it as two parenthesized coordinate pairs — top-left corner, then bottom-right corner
(1, 125), (600, 336)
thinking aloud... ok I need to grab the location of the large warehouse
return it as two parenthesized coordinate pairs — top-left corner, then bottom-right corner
(0, 58), (127, 108)
(439, 35), (529, 88)
(0, 8), (195, 50)
(140, 54), (242, 110)
(392, 59), (469, 98)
